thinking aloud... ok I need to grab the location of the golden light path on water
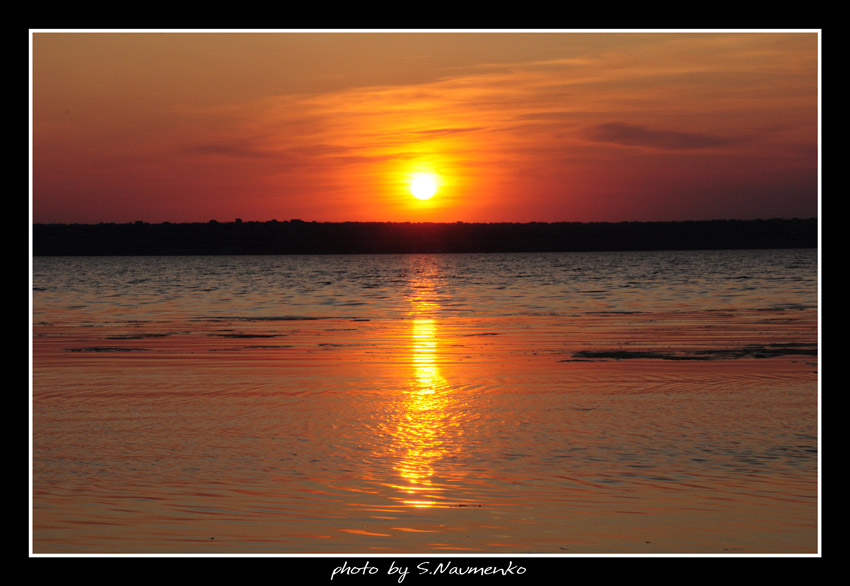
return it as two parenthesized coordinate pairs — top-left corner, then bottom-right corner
(388, 270), (458, 509)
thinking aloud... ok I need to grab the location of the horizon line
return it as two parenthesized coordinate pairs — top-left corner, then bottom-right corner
(32, 217), (818, 226)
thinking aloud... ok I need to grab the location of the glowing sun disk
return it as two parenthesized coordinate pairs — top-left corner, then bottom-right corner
(410, 173), (438, 200)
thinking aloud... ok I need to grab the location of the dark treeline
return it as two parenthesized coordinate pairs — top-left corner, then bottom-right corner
(32, 218), (817, 256)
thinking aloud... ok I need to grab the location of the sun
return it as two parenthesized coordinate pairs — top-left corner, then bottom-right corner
(410, 173), (438, 200)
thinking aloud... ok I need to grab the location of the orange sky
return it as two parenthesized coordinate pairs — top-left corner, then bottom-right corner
(31, 31), (819, 224)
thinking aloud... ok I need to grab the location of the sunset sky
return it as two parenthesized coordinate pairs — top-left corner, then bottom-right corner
(31, 31), (820, 224)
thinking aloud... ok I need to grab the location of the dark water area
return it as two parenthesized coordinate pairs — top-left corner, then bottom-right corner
(31, 250), (819, 554)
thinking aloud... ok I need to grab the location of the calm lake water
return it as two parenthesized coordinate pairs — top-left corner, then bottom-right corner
(31, 250), (819, 554)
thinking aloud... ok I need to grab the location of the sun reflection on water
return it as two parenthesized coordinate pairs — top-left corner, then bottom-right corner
(390, 262), (459, 508)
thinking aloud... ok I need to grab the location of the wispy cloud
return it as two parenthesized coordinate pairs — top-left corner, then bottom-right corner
(185, 143), (283, 159)
(587, 122), (738, 151)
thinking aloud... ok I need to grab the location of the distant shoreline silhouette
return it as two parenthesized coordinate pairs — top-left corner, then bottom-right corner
(32, 218), (817, 256)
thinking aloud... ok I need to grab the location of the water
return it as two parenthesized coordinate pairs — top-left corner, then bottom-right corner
(31, 250), (819, 554)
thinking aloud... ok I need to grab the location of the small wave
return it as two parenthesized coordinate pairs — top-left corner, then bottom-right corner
(571, 343), (817, 361)
(106, 333), (171, 340)
(199, 315), (329, 321)
(65, 347), (149, 353)
(209, 333), (281, 339)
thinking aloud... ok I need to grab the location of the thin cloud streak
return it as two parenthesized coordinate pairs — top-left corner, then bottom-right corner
(587, 122), (738, 151)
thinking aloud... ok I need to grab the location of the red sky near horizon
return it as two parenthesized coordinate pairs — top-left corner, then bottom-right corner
(31, 31), (819, 224)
